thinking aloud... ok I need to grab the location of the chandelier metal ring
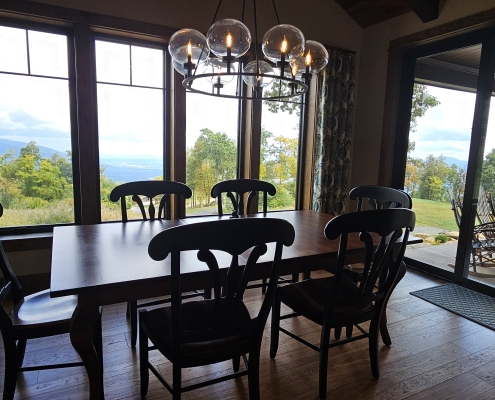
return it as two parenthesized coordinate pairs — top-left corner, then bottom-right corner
(183, 72), (309, 100)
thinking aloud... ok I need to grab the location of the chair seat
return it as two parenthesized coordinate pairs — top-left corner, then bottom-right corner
(142, 299), (252, 367)
(278, 276), (373, 326)
(11, 289), (77, 327)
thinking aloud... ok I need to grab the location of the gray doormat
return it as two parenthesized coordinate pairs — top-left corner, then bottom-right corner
(410, 283), (495, 331)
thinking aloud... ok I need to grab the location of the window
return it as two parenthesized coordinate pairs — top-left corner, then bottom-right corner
(0, 25), (74, 228)
(94, 39), (165, 221)
(185, 64), (240, 216)
(260, 81), (302, 210)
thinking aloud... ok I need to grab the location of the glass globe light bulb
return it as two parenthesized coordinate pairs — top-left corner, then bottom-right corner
(206, 18), (251, 58)
(291, 41), (328, 75)
(242, 60), (274, 88)
(204, 58), (237, 84)
(262, 24), (305, 63)
(168, 29), (209, 67)
(304, 40), (329, 73)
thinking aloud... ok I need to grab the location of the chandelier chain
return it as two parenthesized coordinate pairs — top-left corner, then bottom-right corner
(271, 0), (281, 25)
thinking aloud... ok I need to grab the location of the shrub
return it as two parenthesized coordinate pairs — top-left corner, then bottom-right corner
(435, 233), (448, 243)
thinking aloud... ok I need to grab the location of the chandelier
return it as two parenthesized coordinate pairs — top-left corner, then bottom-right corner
(167, 0), (329, 101)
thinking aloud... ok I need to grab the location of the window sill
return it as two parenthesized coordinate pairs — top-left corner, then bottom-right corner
(0, 232), (53, 252)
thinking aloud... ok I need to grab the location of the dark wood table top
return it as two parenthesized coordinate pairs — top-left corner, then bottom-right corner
(50, 210), (420, 301)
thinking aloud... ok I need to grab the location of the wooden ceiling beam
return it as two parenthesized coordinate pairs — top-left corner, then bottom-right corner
(405, 0), (439, 23)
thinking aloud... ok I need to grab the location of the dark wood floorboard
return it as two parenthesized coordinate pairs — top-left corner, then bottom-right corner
(1, 269), (495, 399)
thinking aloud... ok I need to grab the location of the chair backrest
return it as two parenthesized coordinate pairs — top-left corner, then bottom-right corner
(349, 185), (412, 211)
(109, 180), (192, 222)
(210, 179), (276, 217)
(476, 186), (494, 225)
(324, 208), (415, 321)
(148, 218), (295, 344)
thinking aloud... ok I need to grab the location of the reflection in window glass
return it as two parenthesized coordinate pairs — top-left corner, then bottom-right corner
(131, 45), (163, 88)
(28, 31), (68, 78)
(95, 40), (130, 85)
(0, 26), (28, 74)
(185, 68), (239, 216)
(0, 27), (73, 227)
(95, 40), (165, 222)
(260, 81), (301, 211)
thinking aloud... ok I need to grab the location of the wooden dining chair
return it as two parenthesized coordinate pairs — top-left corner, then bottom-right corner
(110, 180), (193, 347)
(270, 208), (415, 399)
(337, 185), (412, 343)
(210, 179), (276, 217)
(211, 179), (287, 293)
(140, 217), (295, 399)
(0, 203), (102, 400)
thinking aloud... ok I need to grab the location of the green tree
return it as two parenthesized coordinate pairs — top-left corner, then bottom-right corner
(410, 84), (440, 133)
(418, 155), (449, 200)
(186, 128), (237, 207)
(481, 148), (495, 195)
(263, 81), (302, 116)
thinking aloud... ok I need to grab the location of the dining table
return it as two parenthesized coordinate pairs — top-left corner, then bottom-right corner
(50, 210), (419, 399)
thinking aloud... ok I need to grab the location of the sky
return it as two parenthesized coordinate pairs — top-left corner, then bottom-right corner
(411, 85), (495, 162)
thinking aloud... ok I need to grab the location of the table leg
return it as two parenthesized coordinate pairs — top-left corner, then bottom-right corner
(70, 298), (104, 399)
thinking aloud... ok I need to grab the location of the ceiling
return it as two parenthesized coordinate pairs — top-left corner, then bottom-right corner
(334, 0), (440, 28)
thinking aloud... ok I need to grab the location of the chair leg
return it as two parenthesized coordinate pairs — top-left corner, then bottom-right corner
(129, 300), (138, 347)
(334, 326), (342, 340)
(270, 296), (281, 359)
(369, 319), (380, 378)
(232, 356), (240, 372)
(139, 312), (149, 398)
(319, 327), (331, 399)
(126, 301), (130, 318)
(345, 325), (353, 338)
(16, 338), (27, 367)
(248, 351), (261, 400)
(261, 279), (267, 294)
(173, 363), (181, 400)
(3, 337), (18, 400)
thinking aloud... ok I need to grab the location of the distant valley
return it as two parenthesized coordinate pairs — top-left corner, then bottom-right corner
(0, 138), (162, 183)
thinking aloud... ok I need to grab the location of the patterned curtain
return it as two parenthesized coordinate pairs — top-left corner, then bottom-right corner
(312, 50), (356, 215)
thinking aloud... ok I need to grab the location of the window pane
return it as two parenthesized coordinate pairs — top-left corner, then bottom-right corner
(97, 84), (163, 221)
(0, 26), (28, 74)
(260, 81), (301, 211)
(0, 74), (74, 227)
(95, 41), (130, 84)
(131, 45), (163, 88)
(185, 70), (239, 216)
(28, 31), (68, 78)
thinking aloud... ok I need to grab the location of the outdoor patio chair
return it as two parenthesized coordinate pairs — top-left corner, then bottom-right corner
(450, 194), (495, 274)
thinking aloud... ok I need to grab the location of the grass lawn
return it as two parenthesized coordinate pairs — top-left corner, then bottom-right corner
(411, 198), (458, 232)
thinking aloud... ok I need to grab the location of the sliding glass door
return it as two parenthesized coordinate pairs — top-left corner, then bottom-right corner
(395, 29), (495, 294)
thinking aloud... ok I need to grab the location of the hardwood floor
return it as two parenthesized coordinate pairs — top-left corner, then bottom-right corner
(2, 268), (495, 399)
